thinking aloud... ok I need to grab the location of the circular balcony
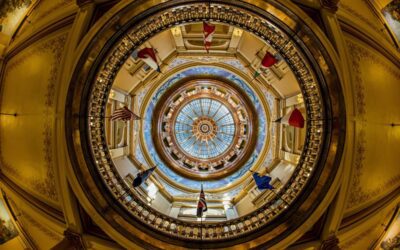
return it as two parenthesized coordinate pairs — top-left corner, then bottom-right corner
(65, 1), (345, 248)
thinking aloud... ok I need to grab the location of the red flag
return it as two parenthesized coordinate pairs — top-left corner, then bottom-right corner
(111, 106), (140, 121)
(261, 51), (278, 68)
(137, 47), (160, 72)
(274, 108), (305, 128)
(203, 22), (215, 53)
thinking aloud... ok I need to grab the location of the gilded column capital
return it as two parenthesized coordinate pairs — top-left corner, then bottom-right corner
(51, 230), (85, 250)
(76, 0), (94, 7)
(320, 234), (340, 250)
(320, 0), (340, 12)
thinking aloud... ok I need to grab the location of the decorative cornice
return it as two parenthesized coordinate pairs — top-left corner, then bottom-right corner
(340, 227), (375, 249)
(0, 173), (65, 223)
(22, 211), (63, 242)
(339, 2), (383, 35)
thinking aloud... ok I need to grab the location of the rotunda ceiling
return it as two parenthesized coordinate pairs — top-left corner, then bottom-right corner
(65, 1), (345, 248)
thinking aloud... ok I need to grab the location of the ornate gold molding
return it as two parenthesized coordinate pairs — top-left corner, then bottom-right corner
(0, 33), (67, 202)
(340, 227), (375, 249)
(346, 39), (400, 209)
(22, 211), (63, 242)
(339, 2), (383, 36)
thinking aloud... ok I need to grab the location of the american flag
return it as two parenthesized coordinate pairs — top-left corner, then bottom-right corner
(196, 185), (208, 217)
(110, 106), (140, 121)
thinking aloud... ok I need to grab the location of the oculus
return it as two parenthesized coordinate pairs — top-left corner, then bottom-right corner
(153, 79), (257, 180)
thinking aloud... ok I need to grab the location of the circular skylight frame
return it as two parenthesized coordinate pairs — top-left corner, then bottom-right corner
(153, 78), (257, 180)
(174, 98), (235, 159)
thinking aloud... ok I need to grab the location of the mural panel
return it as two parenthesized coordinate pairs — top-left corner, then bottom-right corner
(382, 0), (400, 42)
(380, 206), (400, 249)
(0, 200), (18, 245)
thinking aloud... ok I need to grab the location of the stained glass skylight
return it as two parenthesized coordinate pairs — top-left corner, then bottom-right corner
(174, 98), (235, 159)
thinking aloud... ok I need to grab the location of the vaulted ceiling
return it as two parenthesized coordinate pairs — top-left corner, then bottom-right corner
(0, 0), (399, 249)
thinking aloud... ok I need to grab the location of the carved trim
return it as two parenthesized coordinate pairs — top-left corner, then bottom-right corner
(346, 42), (366, 117)
(339, 2), (384, 36)
(22, 211), (63, 242)
(346, 129), (367, 208)
(340, 227), (375, 249)
(340, 185), (400, 230)
(0, 173), (65, 222)
(6, 12), (74, 59)
(35, 0), (75, 21)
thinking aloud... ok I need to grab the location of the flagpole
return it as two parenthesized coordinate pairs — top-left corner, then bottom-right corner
(0, 112), (17, 116)
(251, 171), (289, 206)
(200, 182), (204, 250)
(208, 0), (211, 20)
(200, 214), (203, 250)
(308, 118), (399, 127)
(88, 115), (111, 119)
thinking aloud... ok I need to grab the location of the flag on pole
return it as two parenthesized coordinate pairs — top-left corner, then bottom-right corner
(252, 172), (274, 190)
(274, 108), (305, 128)
(196, 185), (208, 217)
(111, 106), (141, 121)
(203, 21), (215, 53)
(261, 51), (278, 69)
(137, 47), (161, 72)
(133, 166), (156, 187)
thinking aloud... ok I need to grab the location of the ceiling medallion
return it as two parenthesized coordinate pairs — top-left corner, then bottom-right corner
(191, 115), (220, 143)
(153, 79), (257, 180)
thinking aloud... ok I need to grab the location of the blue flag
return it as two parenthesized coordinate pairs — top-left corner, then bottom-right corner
(133, 166), (156, 187)
(253, 173), (274, 190)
